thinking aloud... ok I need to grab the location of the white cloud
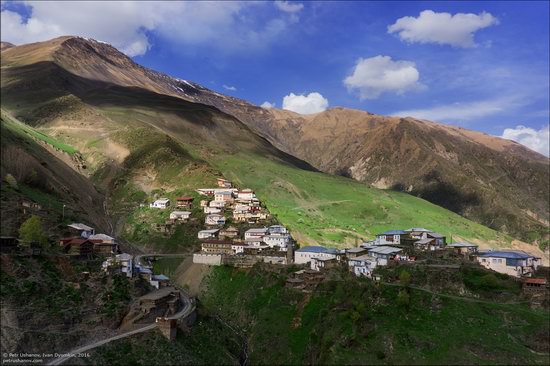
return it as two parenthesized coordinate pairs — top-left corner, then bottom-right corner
(282, 92), (328, 114)
(388, 10), (498, 48)
(343, 55), (422, 99)
(392, 97), (524, 122)
(222, 85), (237, 91)
(275, 1), (304, 13)
(260, 101), (275, 109)
(0, 1), (299, 56)
(501, 125), (550, 157)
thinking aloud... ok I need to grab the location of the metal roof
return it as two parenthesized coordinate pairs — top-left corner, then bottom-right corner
(346, 247), (368, 253)
(368, 246), (402, 255)
(68, 223), (94, 231)
(89, 233), (115, 241)
(379, 230), (407, 235)
(296, 246), (338, 254)
(405, 228), (432, 232)
(427, 232), (445, 238)
(415, 239), (433, 244)
(199, 229), (219, 234)
(447, 242), (477, 248)
(246, 228), (269, 233)
(478, 250), (537, 259)
(153, 274), (170, 281)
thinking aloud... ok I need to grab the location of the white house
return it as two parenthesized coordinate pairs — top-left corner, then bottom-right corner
(244, 228), (269, 241)
(169, 211), (191, 221)
(294, 246), (339, 265)
(204, 206), (222, 214)
(268, 225), (288, 235)
(150, 198), (171, 209)
(234, 204), (251, 213)
(367, 246), (402, 265)
(404, 228), (432, 239)
(231, 242), (245, 254)
(447, 242), (478, 254)
(198, 229), (219, 239)
(375, 230), (407, 245)
(348, 254), (378, 277)
(217, 178), (232, 188)
(263, 234), (292, 251)
(237, 189), (256, 201)
(102, 253), (133, 277)
(116, 253), (133, 277)
(205, 214), (226, 226)
(89, 233), (116, 244)
(67, 223), (95, 238)
(310, 257), (337, 271)
(214, 191), (234, 202)
(210, 200), (226, 208)
(477, 250), (541, 278)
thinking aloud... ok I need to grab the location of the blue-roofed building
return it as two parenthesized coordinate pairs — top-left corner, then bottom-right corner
(375, 230), (409, 245)
(150, 274), (171, 289)
(477, 250), (541, 278)
(294, 246), (339, 265)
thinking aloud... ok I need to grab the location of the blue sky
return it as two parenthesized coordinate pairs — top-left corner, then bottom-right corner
(1, 1), (549, 155)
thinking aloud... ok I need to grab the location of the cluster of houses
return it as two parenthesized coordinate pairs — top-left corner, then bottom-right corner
(147, 178), (271, 231)
(197, 179), (270, 225)
(58, 223), (118, 257)
(192, 224), (543, 281)
(294, 227), (542, 279)
(196, 225), (293, 257)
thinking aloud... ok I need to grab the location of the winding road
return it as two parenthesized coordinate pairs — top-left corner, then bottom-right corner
(47, 253), (195, 366)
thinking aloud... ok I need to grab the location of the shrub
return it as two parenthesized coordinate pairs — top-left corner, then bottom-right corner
(396, 289), (410, 307)
(19, 215), (48, 246)
(399, 269), (411, 286)
(5, 173), (17, 188)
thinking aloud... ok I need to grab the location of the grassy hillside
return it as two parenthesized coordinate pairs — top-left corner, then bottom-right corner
(213, 152), (513, 248)
(200, 266), (548, 365)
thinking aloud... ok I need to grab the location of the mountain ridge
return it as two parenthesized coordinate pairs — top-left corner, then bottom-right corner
(1, 36), (547, 253)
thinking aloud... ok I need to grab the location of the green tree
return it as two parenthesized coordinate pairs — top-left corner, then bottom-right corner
(19, 215), (47, 246)
(399, 269), (411, 286)
(396, 289), (410, 307)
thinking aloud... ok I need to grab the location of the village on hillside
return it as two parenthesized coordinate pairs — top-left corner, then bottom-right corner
(2, 177), (548, 312)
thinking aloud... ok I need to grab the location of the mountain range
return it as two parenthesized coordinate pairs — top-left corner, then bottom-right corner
(1, 36), (548, 254)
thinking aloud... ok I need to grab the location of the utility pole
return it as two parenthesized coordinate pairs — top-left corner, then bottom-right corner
(62, 204), (66, 221)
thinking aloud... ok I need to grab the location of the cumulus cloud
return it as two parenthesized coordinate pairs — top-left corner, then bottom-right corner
(344, 55), (421, 99)
(501, 125), (549, 157)
(388, 10), (498, 48)
(260, 101), (275, 109)
(0, 1), (300, 56)
(222, 85), (237, 91)
(275, 1), (304, 13)
(282, 92), (328, 114)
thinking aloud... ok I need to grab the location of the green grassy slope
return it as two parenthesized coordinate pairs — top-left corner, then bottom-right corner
(198, 266), (548, 365)
(212, 152), (513, 248)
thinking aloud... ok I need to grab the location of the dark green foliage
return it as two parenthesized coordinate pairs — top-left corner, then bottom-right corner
(461, 266), (521, 295)
(101, 274), (131, 317)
